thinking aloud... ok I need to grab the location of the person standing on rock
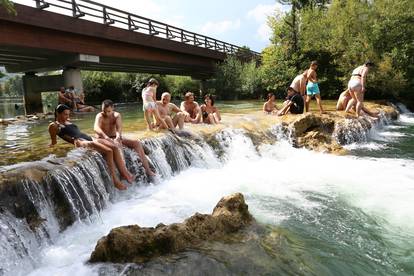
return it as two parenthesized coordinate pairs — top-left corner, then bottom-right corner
(290, 70), (308, 101)
(305, 61), (324, 114)
(141, 78), (170, 131)
(94, 99), (155, 177)
(49, 104), (133, 190)
(345, 61), (375, 117)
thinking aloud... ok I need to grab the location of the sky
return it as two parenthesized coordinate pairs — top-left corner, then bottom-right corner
(12, 0), (290, 52)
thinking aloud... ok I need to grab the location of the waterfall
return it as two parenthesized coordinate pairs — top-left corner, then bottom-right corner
(0, 110), (399, 275)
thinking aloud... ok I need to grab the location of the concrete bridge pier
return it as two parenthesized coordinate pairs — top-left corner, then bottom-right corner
(22, 72), (64, 115)
(63, 68), (83, 93)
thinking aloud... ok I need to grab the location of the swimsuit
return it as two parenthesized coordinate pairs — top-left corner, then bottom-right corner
(306, 82), (320, 96)
(288, 93), (304, 114)
(348, 66), (363, 91)
(142, 87), (157, 111)
(57, 123), (92, 143)
(143, 102), (157, 111)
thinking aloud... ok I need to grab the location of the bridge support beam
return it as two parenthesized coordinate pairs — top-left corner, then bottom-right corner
(63, 68), (83, 93)
(22, 73), (64, 115)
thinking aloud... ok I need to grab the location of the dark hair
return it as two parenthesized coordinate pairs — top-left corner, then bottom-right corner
(147, 78), (159, 87)
(185, 92), (194, 100)
(204, 94), (215, 106)
(102, 99), (114, 108)
(365, 60), (375, 67)
(267, 93), (275, 100)
(54, 104), (70, 120)
(287, 87), (295, 93)
(311, 60), (318, 66)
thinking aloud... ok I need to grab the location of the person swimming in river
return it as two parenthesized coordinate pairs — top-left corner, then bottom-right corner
(263, 93), (278, 114)
(200, 94), (221, 124)
(48, 104), (134, 190)
(94, 99), (156, 177)
(141, 78), (169, 131)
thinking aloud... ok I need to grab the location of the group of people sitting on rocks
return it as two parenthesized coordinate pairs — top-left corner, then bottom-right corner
(49, 61), (378, 190)
(58, 85), (96, 112)
(263, 60), (378, 118)
(141, 78), (221, 131)
(49, 78), (222, 190)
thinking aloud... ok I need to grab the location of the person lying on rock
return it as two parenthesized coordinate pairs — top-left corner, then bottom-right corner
(180, 91), (202, 124)
(200, 94), (221, 124)
(94, 99), (155, 177)
(156, 92), (185, 130)
(48, 104), (133, 190)
(278, 87), (304, 116)
(263, 93), (279, 114)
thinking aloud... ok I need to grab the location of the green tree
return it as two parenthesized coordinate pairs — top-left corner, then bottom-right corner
(0, 0), (16, 15)
(3, 75), (23, 97)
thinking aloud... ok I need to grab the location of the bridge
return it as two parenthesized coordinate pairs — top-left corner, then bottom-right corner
(0, 0), (259, 113)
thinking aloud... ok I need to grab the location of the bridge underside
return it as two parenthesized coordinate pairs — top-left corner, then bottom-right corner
(0, 45), (213, 78)
(0, 4), (226, 78)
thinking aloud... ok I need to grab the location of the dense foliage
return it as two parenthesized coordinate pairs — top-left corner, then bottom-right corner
(82, 71), (200, 103)
(261, 0), (414, 103)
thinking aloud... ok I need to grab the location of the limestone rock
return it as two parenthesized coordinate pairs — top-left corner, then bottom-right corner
(89, 193), (253, 263)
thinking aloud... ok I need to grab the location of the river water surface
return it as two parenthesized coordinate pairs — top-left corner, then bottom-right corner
(1, 102), (413, 276)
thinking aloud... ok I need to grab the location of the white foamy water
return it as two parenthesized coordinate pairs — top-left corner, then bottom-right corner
(25, 130), (414, 276)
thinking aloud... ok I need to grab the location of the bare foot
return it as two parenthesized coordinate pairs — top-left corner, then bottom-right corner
(146, 169), (156, 177)
(114, 180), (128, 190)
(122, 172), (135, 184)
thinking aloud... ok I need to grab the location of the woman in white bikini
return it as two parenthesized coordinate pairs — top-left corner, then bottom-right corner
(345, 61), (374, 117)
(142, 78), (169, 131)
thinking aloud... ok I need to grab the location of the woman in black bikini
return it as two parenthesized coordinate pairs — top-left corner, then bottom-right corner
(200, 94), (221, 124)
(48, 104), (134, 190)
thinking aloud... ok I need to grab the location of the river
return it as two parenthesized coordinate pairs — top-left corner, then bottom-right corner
(0, 102), (413, 276)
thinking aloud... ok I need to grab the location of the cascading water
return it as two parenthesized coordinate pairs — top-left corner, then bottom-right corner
(0, 106), (413, 276)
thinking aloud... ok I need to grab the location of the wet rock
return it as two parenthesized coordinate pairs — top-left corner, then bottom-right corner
(89, 193), (254, 263)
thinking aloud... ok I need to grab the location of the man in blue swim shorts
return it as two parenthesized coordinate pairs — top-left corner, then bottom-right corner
(305, 61), (324, 114)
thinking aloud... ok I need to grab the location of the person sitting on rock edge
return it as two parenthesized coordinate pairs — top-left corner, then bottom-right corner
(200, 94), (221, 124)
(156, 92), (185, 130)
(49, 104), (133, 190)
(278, 87), (304, 116)
(180, 91), (202, 124)
(94, 99), (156, 177)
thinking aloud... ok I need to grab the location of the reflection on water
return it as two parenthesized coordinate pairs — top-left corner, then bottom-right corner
(0, 101), (265, 166)
(0, 101), (25, 118)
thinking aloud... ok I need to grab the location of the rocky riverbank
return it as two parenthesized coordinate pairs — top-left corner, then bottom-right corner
(89, 193), (253, 263)
(0, 102), (399, 271)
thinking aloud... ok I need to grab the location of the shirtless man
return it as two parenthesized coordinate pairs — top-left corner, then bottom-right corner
(290, 70), (308, 101)
(94, 99), (155, 177)
(305, 61), (324, 114)
(180, 92), (202, 124)
(156, 92), (185, 129)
